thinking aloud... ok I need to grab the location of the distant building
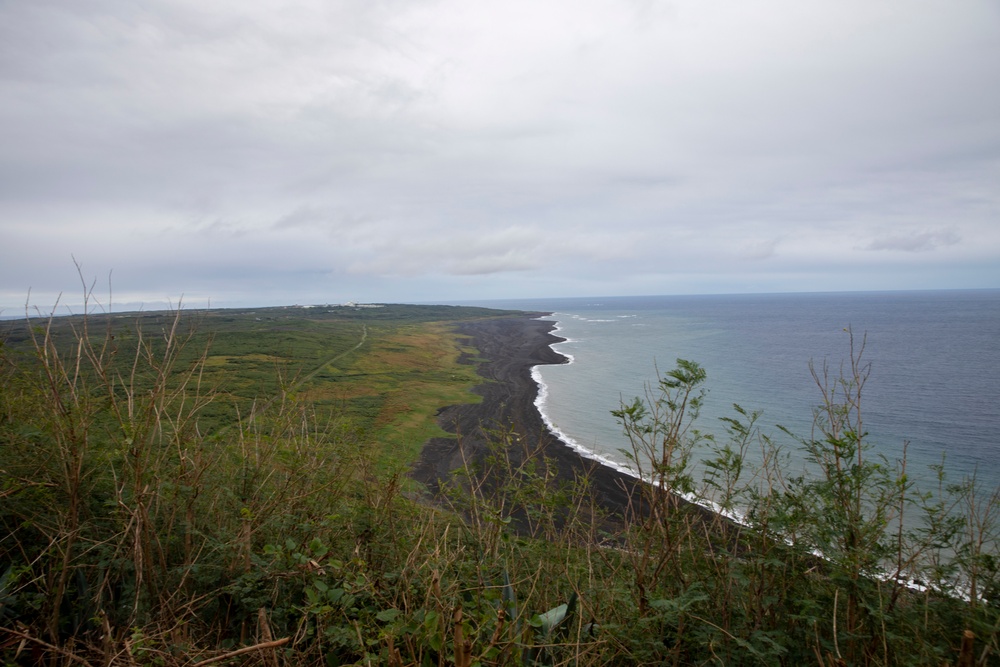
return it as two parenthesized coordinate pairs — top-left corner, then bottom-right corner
(342, 302), (383, 309)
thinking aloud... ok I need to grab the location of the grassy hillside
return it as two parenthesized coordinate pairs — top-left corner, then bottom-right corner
(1, 303), (998, 666)
(2, 303), (505, 468)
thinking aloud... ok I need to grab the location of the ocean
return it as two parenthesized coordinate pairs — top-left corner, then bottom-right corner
(455, 290), (1000, 495)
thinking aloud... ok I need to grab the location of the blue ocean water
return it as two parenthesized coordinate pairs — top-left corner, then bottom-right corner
(458, 290), (1000, 494)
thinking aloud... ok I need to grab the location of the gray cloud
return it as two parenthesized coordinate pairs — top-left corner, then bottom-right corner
(862, 229), (962, 253)
(2, 0), (999, 310)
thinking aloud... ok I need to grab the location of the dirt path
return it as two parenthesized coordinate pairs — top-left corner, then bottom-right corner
(294, 323), (368, 389)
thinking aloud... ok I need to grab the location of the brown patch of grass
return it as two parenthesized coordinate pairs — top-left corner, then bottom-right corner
(204, 353), (285, 367)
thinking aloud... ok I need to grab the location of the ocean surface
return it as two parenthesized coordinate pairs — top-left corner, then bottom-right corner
(453, 290), (1000, 495)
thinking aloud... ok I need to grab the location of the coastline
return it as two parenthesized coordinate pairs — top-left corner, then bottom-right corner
(410, 312), (644, 521)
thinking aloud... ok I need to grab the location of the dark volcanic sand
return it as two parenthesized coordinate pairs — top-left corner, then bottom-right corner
(410, 313), (642, 522)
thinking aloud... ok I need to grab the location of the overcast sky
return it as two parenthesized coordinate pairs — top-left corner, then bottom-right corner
(2, 0), (999, 312)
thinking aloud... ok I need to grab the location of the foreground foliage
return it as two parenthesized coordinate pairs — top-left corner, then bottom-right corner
(1, 298), (998, 666)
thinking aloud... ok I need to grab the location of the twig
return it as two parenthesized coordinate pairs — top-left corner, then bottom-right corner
(0, 627), (95, 667)
(832, 588), (841, 662)
(190, 637), (290, 667)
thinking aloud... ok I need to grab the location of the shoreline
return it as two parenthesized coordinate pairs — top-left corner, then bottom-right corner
(410, 312), (648, 524)
(408, 312), (965, 600)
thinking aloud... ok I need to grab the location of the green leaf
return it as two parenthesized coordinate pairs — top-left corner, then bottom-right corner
(533, 592), (577, 638)
(376, 608), (401, 623)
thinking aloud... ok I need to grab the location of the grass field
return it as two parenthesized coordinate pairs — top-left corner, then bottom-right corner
(3, 302), (507, 470)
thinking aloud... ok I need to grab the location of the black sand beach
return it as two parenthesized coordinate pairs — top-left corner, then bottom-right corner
(411, 313), (642, 522)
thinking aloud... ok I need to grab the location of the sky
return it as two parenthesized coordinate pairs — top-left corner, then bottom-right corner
(2, 0), (999, 313)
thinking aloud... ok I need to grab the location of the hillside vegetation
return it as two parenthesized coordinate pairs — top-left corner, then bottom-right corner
(1, 299), (998, 666)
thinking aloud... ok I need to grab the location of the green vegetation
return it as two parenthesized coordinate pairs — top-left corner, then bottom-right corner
(1, 297), (998, 666)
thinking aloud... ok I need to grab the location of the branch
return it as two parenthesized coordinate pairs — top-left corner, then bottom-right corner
(191, 637), (290, 667)
(0, 627), (95, 667)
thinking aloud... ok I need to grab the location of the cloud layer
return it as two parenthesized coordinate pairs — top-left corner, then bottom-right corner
(2, 0), (998, 310)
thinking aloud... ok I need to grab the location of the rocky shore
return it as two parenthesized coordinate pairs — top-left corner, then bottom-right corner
(410, 312), (643, 523)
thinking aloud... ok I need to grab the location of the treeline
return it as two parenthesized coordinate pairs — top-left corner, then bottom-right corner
(1, 306), (998, 666)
